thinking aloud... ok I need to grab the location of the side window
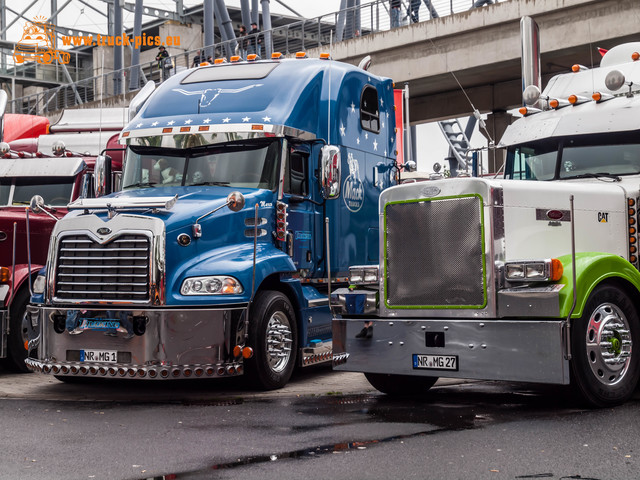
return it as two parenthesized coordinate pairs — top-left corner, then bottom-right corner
(360, 85), (380, 133)
(284, 148), (308, 196)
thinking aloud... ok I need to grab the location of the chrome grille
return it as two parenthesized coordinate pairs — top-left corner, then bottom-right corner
(385, 195), (485, 308)
(54, 233), (151, 301)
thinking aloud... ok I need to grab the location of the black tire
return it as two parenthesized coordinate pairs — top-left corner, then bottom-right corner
(4, 288), (32, 373)
(245, 290), (297, 390)
(570, 285), (640, 407)
(364, 372), (438, 396)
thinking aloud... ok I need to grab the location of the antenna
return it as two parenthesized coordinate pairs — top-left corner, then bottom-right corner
(327, 30), (333, 146)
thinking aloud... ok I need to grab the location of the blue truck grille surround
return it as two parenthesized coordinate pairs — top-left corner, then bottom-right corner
(54, 234), (151, 301)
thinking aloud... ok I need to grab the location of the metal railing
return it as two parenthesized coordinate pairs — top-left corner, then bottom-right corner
(8, 0), (505, 116)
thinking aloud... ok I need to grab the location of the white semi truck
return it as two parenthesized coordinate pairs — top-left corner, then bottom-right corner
(331, 26), (640, 407)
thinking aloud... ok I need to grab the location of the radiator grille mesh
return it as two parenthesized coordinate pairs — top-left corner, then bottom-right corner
(385, 195), (485, 307)
(54, 234), (150, 301)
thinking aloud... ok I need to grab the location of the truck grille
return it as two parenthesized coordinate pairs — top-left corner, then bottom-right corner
(54, 234), (151, 302)
(385, 195), (486, 308)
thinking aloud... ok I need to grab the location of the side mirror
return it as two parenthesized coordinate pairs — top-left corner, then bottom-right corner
(320, 145), (341, 199)
(94, 154), (113, 197)
(29, 195), (45, 214)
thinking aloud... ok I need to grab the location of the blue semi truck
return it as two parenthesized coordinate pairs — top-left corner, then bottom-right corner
(24, 54), (399, 389)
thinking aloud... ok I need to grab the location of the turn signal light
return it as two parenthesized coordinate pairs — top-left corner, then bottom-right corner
(276, 201), (288, 241)
(242, 347), (253, 359)
(0, 267), (10, 284)
(550, 258), (564, 282)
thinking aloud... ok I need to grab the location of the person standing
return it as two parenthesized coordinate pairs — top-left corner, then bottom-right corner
(191, 50), (202, 67)
(156, 46), (171, 81)
(390, 0), (402, 28)
(238, 25), (248, 58)
(248, 22), (262, 58)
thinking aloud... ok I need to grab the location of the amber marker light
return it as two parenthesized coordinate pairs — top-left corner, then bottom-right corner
(592, 92), (602, 101)
(571, 64), (581, 72)
(214, 58), (225, 64)
(550, 258), (564, 282)
(519, 107), (528, 115)
(199, 62), (210, 67)
(242, 347), (254, 359)
(198, 126), (209, 131)
(230, 56), (241, 62)
(162, 127), (173, 133)
(271, 52), (283, 59)
(247, 54), (258, 61)
(568, 95), (578, 104)
(549, 99), (560, 108)
(121, 131), (130, 137)
(233, 345), (242, 357)
(0, 266), (10, 284)
(633, 52), (640, 61)
(319, 52), (331, 60)
(180, 126), (190, 132)
(251, 125), (264, 131)
(629, 198), (636, 206)
(295, 51), (308, 58)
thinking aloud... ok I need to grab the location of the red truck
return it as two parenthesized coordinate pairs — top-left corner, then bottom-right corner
(0, 98), (124, 371)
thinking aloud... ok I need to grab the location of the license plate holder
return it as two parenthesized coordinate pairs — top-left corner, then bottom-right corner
(412, 354), (458, 371)
(80, 349), (118, 363)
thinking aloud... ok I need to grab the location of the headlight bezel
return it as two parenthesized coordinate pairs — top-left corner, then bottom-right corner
(348, 265), (380, 286)
(504, 259), (563, 283)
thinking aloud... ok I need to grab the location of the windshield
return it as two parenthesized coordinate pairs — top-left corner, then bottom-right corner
(122, 139), (281, 190)
(0, 177), (74, 206)
(506, 137), (640, 180)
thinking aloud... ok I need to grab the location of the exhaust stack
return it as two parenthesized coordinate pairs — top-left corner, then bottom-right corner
(520, 16), (542, 107)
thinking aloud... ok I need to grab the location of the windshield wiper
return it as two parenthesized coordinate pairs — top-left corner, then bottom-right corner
(563, 172), (622, 182)
(124, 182), (158, 189)
(190, 181), (230, 187)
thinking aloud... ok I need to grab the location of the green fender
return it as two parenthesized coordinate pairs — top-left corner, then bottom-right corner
(557, 252), (640, 318)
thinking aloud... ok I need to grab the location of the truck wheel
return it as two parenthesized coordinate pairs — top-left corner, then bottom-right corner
(570, 285), (640, 407)
(245, 290), (297, 390)
(5, 289), (32, 373)
(364, 372), (438, 395)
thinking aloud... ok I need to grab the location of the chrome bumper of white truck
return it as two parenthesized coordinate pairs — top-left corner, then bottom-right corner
(332, 317), (570, 385)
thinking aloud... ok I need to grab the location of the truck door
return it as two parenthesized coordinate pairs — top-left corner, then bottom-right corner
(282, 144), (316, 275)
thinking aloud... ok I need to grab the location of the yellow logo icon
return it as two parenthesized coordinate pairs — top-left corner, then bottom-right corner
(13, 16), (70, 65)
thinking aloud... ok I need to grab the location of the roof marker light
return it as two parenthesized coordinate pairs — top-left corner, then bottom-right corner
(592, 92), (614, 102)
(568, 94), (589, 105)
(230, 56), (241, 63)
(214, 58), (226, 64)
(199, 62), (210, 67)
(246, 54), (258, 61)
(271, 52), (283, 59)
(633, 52), (640, 62)
(571, 64), (588, 72)
(295, 52), (308, 59)
(549, 98), (570, 109)
(319, 53), (331, 60)
(518, 106), (542, 116)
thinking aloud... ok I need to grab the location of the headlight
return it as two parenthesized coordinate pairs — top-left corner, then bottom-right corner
(33, 274), (46, 294)
(504, 259), (563, 282)
(349, 265), (379, 286)
(180, 276), (244, 295)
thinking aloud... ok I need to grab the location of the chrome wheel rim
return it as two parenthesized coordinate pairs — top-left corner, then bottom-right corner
(265, 311), (293, 373)
(586, 302), (632, 386)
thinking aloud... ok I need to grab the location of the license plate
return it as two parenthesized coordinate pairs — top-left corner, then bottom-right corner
(413, 354), (458, 371)
(80, 349), (117, 363)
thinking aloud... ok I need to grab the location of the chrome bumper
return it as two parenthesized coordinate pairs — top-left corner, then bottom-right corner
(332, 317), (570, 385)
(26, 305), (247, 380)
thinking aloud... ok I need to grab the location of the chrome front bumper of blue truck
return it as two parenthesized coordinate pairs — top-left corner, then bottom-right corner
(25, 305), (248, 379)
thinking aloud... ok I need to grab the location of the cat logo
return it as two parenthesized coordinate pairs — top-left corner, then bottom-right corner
(598, 212), (609, 223)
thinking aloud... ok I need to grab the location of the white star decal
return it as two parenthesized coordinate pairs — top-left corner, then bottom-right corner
(263, 116), (271, 123)
(373, 139), (378, 151)
(339, 123), (346, 136)
(167, 120), (175, 125)
(380, 98), (384, 107)
(136, 123), (143, 128)
(384, 150), (387, 156)
(356, 137), (360, 145)
(365, 132), (368, 140)
(184, 119), (193, 124)
(350, 102), (355, 113)
(203, 118), (211, 124)
(382, 121), (385, 129)
(222, 117), (231, 123)
(242, 116), (251, 122)
(151, 121), (159, 127)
